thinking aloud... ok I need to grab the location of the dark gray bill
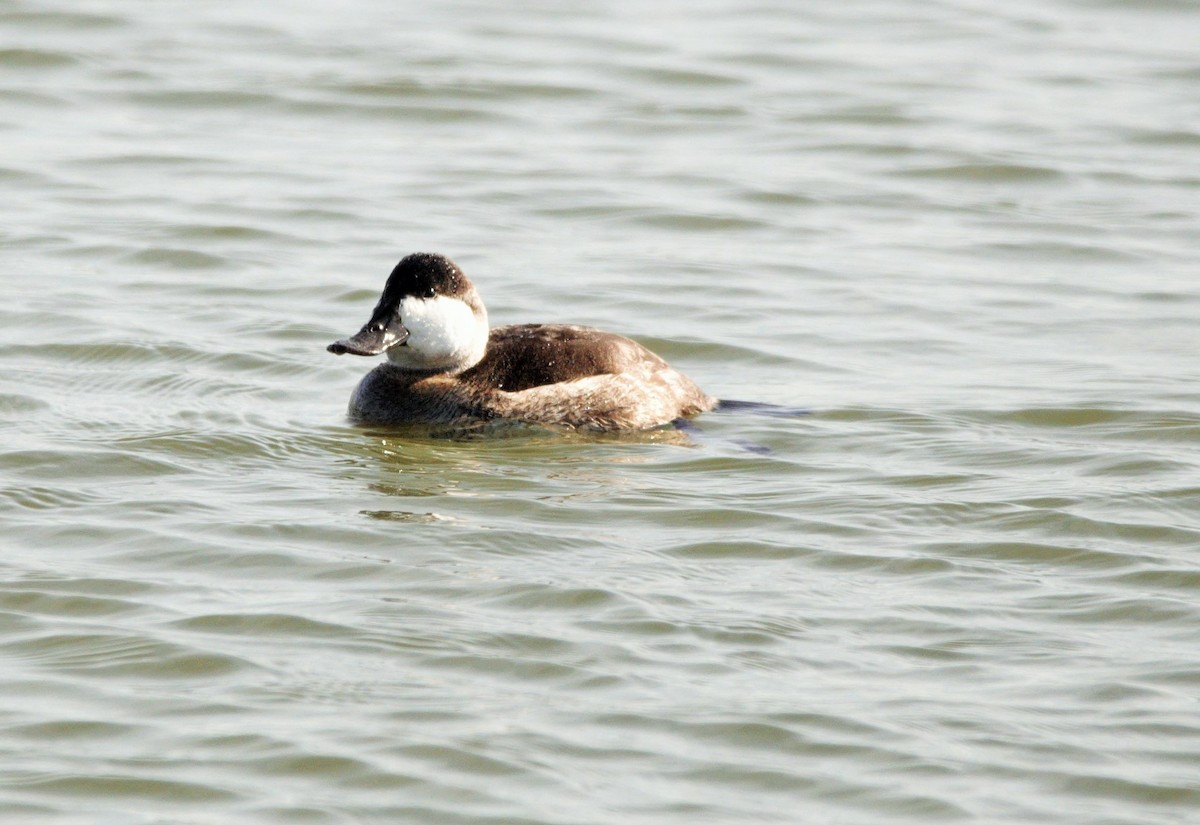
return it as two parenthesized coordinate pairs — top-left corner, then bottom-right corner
(327, 319), (409, 356)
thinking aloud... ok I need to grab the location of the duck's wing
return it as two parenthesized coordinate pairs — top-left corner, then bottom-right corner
(462, 324), (667, 392)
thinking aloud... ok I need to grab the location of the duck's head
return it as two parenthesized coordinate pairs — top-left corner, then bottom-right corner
(328, 253), (489, 373)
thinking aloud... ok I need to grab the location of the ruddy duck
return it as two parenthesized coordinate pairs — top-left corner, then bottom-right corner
(328, 253), (716, 430)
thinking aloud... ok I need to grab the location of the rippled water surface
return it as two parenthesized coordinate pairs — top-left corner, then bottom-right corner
(3, 0), (1200, 822)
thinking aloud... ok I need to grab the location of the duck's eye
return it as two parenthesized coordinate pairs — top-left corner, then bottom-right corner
(423, 287), (435, 299)
(369, 321), (384, 333)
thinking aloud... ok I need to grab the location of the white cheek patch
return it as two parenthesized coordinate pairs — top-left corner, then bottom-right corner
(392, 295), (488, 371)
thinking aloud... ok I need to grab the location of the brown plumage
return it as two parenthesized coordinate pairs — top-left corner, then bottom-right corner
(348, 324), (714, 430)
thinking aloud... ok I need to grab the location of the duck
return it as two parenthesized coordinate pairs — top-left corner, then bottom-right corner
(327, 253), (716, 431)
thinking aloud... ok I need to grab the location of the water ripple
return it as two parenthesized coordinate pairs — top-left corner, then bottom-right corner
(4, 632), (252, 680)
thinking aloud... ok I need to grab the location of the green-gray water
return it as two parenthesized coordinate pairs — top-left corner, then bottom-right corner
(2, 1), (1199, 823)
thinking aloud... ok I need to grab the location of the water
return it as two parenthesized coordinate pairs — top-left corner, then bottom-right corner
(2, 0), (1199, 822)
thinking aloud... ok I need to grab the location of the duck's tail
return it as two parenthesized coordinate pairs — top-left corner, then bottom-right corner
(714, 399), (811, 418)
(672, 400), (809, 454)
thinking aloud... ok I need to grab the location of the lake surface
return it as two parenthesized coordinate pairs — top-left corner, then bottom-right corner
(2, 0), (1199, 822)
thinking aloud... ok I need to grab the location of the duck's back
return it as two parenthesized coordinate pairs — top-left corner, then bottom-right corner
(467, 324), (715, 430)
(462, 324), (665, 392)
